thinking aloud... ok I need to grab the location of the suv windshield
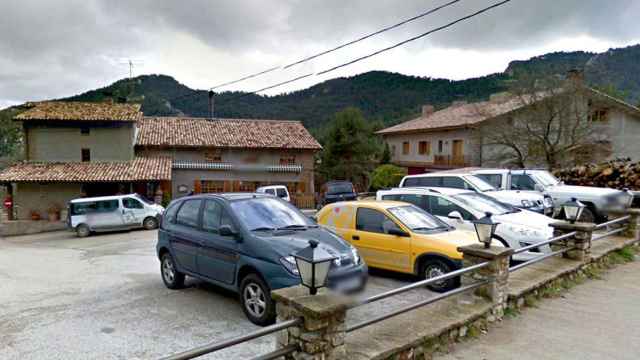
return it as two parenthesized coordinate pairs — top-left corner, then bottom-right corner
(230, 197), (312, 231)
(531, 171), (560, 187)
(388, 205), (450, 232)
(464, 175), (496, 192)
(452, 192), (515, 216)
(327, 182), (354, 195)
(134, 194), (154, 205)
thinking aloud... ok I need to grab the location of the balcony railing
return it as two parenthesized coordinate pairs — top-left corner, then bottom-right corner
(433, 155), (466, 167)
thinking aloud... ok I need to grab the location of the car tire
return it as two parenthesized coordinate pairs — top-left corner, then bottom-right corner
(76, 224), (90, 238)
(578, 207), (596, 223)
(420, 258), (458, 293)
(143, 216), (159, 230)
(240, 273), (276, 326)
(160, 252), (185, 289)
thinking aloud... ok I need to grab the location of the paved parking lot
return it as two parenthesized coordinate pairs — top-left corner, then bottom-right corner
(0, 229), (436, 359)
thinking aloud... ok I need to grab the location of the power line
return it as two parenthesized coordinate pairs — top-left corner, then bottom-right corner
(283, 0), (462, 69)
(317, 0), (513, 76)
(209, 65), (281, 90)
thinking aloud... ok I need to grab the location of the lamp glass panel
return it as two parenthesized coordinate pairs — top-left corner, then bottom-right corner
(564, 205), (579, 220)
(313, 260), (332, 288)
(475, 223), (493, 243)
(295, 258), (314, 287)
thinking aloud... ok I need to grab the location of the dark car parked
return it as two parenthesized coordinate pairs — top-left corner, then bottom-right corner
(157, 193), (368, 325)
(319, 181), (357, 208)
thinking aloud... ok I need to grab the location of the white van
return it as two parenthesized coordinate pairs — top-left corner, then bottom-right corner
(255, 185), (291, 202)
(68, 194), (164, 237)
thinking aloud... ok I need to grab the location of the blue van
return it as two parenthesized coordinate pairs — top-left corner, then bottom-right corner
(157, 193), (368, 325)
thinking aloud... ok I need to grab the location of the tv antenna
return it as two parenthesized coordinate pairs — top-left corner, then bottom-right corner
(119, 59), (144, 79)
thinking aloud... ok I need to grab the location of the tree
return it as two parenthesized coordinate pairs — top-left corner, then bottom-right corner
(477, 75), (608, 169)
(380, 143), (391, 164)
(370, 164), (406, 191)
(0, 107), (23, 162)
(319, 107), (380, 190)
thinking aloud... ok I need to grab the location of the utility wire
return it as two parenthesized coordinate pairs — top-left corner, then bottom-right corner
(283, 0), (462, 69)
(209, 65), (281, 90)
(317, 0), (513, 75)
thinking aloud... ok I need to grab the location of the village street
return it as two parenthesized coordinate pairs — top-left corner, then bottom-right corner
(0, 229), (437, 360)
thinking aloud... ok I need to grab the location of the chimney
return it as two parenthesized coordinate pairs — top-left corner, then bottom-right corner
(422, 105), (435, 117)
(208, 90), (215, 119)
(566, 69), (584, 86)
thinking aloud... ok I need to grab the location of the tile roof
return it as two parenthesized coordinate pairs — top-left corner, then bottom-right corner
(136, 117), (322, 150)
(15, 101), (142, 122)
(377, 96), (533, 135)
(0, 157), (171, 182)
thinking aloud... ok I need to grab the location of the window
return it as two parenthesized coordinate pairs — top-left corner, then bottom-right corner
(176, 200), (202, 227)
(163, 202), (181, 225)
(123, 198), (144, 209)
(276, 188), (287, 198)
(220, 209), (234, 229)
(204, 150), (222, 162)
(381, 194), (428, 210)
(97, 200), (119, 212)
(418, 141), (430, 155)
(589, 109), (609, 122)
(511, 175), (537, 191)
(442, 177), (466, 189)
(438, 140), (443, 153)
(402, 142), (410, 155)
(70, 201), (97, 215)
(81, 148), (90, 162)
(427, 196), (473, 220)
(356, 207), (400, 234)
(202, 200), (223, 232)
(475, 174), (502, 189)
(280, 154), (296, 165)
(201, 180), (224, 193)
(80, 127), (90, 135)
(265, 189), (275, 195)
(402, 177), (441, 187)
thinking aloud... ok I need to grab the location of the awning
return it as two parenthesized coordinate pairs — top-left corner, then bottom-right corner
(172, 160), (302, 173)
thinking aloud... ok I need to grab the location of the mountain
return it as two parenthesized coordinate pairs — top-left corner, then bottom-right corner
(4, 44), (640, 136)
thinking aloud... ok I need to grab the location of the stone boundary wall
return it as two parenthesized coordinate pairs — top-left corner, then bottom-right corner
(1, 220), (67, 237)
(388, 243), (639, 360)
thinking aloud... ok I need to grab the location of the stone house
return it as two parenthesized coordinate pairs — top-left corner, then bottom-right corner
(0, 101), (321, 220)
(377, 84), (640, 174)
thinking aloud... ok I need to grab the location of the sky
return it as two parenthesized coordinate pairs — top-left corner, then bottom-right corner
(1, 0), (640, 109)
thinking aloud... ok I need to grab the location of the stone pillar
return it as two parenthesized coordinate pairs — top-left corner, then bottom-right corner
(458, 244), (514, 320)
(608, 208), (640, 240)
(272, 286), (351, 359)
(549, 221), (595, 262)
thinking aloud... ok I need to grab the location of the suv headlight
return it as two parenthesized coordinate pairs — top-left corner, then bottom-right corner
(521, 200), (532, 208)
(280, 256), (300, 275)
(351, 247), (361, 265)
(543, 196), (553, 207)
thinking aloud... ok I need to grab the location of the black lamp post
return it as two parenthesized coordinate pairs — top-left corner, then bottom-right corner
(293, 240), (337, 295)
(472, 212), (499, 249)
(563, 197), (585, 224)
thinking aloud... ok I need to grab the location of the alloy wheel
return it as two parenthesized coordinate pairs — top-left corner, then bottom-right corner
(243, 283), (266, 318)
(162, 257), (175, 284)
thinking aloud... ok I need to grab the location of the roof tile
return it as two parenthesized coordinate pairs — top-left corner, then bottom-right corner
(15, 101), (142, 122)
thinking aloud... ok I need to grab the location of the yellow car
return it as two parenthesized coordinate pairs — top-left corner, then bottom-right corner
(316, 200), (478, 292)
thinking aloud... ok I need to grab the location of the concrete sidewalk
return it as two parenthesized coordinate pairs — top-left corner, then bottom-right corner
(440, 259), (640, 360)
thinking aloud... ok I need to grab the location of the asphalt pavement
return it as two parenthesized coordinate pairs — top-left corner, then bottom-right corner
(0, 229), (436, 360)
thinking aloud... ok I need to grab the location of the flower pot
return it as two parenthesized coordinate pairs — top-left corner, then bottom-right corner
(47, 212), (59, 222)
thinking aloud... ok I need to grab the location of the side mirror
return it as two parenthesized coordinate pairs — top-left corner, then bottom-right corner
(534, 184), (544, 192)
(219, 225), (238, 238)
(447, 211), (464, 221)
(387, 228), (410, 237)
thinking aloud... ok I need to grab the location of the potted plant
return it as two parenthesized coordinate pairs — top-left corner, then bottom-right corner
(30, 210), (41, 221)
(47, 204), (61, 222)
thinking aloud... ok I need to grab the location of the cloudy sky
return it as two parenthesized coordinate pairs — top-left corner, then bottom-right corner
(1, 0), (640, 109)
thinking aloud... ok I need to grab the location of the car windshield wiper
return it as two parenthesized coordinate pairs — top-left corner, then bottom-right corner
(276, 224), (309, 231)
(251, 226), (276, 232)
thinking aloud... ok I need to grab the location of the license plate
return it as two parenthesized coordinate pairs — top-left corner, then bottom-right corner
(334, 276), (362, 292)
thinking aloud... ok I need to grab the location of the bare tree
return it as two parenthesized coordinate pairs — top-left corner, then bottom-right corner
(476, 75), (609, 170)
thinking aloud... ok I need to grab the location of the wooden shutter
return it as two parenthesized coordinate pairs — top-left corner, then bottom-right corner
(193, 179), (202, 194)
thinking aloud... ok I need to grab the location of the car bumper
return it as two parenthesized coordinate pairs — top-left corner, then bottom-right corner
(327, 263), (369, 293)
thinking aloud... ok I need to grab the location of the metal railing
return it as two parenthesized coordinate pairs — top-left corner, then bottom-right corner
(594, 215), (630, 230)
(160, 318), (302, 360)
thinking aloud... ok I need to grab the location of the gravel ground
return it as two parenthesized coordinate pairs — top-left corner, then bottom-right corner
(0, 229), (436, 360)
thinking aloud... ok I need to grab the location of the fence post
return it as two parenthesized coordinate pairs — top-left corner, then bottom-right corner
(458, 244), (514, 321)
(271, 285), (350, 359)
(608, 208), (640, 239)
(549, 222), (595, 262)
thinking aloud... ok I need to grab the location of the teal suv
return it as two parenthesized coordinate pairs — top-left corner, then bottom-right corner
(157, 193), (367, 325)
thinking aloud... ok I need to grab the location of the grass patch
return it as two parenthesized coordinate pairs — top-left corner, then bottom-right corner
(467, 325), (480, 339)
(616, 246), (636, 262)
(524, 295), (538, 308)
(504, 307), (520, 318)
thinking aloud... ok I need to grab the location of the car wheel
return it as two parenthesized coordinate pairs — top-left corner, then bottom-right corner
(76, 224), (90, 238)
(143, 216), (159, 230)
(421, 259), (458, 293)
(578, 207), (596, 223)
(161, 253), (185, 289)
(240, 274), (276, 326)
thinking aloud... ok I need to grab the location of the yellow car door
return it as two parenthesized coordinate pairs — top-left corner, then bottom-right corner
(352, 206), (412, 273)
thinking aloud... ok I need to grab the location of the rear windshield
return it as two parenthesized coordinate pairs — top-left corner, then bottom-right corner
(70, 199), (119, 215)
(327, 183), (354, 195)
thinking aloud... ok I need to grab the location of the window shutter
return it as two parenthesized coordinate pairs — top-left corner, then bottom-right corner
(298, 182), (306, 193)
(223, 181), (232, 192)
(193, 179), (202, 194)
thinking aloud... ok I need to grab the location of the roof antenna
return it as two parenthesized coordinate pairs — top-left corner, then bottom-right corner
(208, 90), (215, 119)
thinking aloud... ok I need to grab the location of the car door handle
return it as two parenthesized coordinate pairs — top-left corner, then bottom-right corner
(352, 235), (360, 240)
